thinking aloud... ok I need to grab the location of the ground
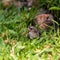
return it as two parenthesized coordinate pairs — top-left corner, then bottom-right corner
(0, 6), (60, 60)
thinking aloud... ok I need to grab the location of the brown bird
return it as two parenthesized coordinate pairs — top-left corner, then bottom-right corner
(28, 26), (39, 39)
(35, 14), (54, 30)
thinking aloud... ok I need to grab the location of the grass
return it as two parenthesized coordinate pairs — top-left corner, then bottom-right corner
(0, 6), (60, 60)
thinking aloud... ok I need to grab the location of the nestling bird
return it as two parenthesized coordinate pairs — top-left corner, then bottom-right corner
(28, 26), (39, 39)
(34, 14), (54, 30)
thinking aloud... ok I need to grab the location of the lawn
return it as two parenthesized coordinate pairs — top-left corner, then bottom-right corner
(0, 1), (60, 60)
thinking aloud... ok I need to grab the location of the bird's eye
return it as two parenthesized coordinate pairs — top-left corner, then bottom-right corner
(47, 16), (49, 19)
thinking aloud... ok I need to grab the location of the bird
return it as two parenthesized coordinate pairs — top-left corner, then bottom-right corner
(28, 26), (39, 39)
(34, 14), (54, 30)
